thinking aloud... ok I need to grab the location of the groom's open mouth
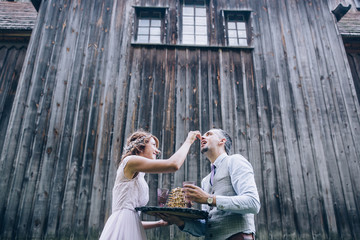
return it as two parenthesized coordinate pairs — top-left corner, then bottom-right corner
(201, 140), (207, 148)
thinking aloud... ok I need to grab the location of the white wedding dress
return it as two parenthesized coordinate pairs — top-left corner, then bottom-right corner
(99, 157), (149, 240)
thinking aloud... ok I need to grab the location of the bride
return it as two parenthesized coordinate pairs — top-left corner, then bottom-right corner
(99, 129), (200, 240)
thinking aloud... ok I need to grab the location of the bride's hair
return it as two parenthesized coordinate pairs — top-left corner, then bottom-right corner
(117, 129), (159, 168)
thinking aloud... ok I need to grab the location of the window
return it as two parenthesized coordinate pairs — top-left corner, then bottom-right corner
(182, 0), (207, 45)
(224, 11), (250, 47)
(134, 8), (165, 44)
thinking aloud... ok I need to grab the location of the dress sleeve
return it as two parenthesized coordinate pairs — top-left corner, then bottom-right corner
(120, 157), (130, 169)
(116, 157), (133, 181)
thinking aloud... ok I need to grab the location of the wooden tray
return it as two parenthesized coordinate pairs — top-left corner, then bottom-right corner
(135, 206), (208, 219)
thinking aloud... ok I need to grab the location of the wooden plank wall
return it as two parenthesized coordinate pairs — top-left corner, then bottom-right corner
(0, 0), (359, 239)
(0, 45), (28, 162)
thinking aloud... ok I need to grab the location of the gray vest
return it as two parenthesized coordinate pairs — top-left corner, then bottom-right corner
(202, 156), (255, 240)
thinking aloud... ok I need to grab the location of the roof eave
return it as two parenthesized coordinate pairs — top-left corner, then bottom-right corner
(31, 0), (41, 12)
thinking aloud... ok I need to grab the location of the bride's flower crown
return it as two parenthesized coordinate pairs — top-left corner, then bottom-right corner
(123, 135), (147, 153)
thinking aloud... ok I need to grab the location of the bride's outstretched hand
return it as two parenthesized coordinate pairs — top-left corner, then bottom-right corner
(186, 130), (201, 144)
(157, 219), (170, 227)
(156, 213), (185, 227)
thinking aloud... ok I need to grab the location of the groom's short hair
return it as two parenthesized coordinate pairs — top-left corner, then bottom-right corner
(214, 129), (232, 155)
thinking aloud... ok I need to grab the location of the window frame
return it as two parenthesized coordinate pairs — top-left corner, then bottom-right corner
(133, 7), (167, 44)
(180, 0), (209, 46)
(222, 10), (252, 47)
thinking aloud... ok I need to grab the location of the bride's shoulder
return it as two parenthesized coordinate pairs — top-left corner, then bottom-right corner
(117, 155), (142, 173)
(119, 156), (133, 169)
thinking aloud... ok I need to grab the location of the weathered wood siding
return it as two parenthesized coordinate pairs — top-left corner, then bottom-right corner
(0, 0), (359, 239)
(0, 45), (28, 160)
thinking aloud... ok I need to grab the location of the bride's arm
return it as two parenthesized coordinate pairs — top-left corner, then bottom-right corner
(125, 131), (200, 175)
(142, 220), (168, 229)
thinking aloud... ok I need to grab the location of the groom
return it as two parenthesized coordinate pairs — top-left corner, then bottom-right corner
(160, 129), (260, 240)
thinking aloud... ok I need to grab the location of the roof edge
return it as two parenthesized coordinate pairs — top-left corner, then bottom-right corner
(31, 0), (41, 12)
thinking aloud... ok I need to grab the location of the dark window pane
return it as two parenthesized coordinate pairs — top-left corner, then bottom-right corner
(185, 0), (205, 6)
(228, 14), (244, 21)
(194, 0), (205, 6)
(152, 12), (161, 18)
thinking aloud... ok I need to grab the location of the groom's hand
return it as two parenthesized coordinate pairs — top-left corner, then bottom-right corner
(156, 213), (184, 228)
(183, 184), (210, 204)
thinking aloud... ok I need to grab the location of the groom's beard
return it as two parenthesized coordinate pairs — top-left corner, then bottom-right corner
(201, 147), (209, 154)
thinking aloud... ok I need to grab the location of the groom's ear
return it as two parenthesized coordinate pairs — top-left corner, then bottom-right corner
(218, 138), (226, 146)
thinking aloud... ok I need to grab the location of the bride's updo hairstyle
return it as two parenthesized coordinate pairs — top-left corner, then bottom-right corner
(117, 130), (160, 168)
